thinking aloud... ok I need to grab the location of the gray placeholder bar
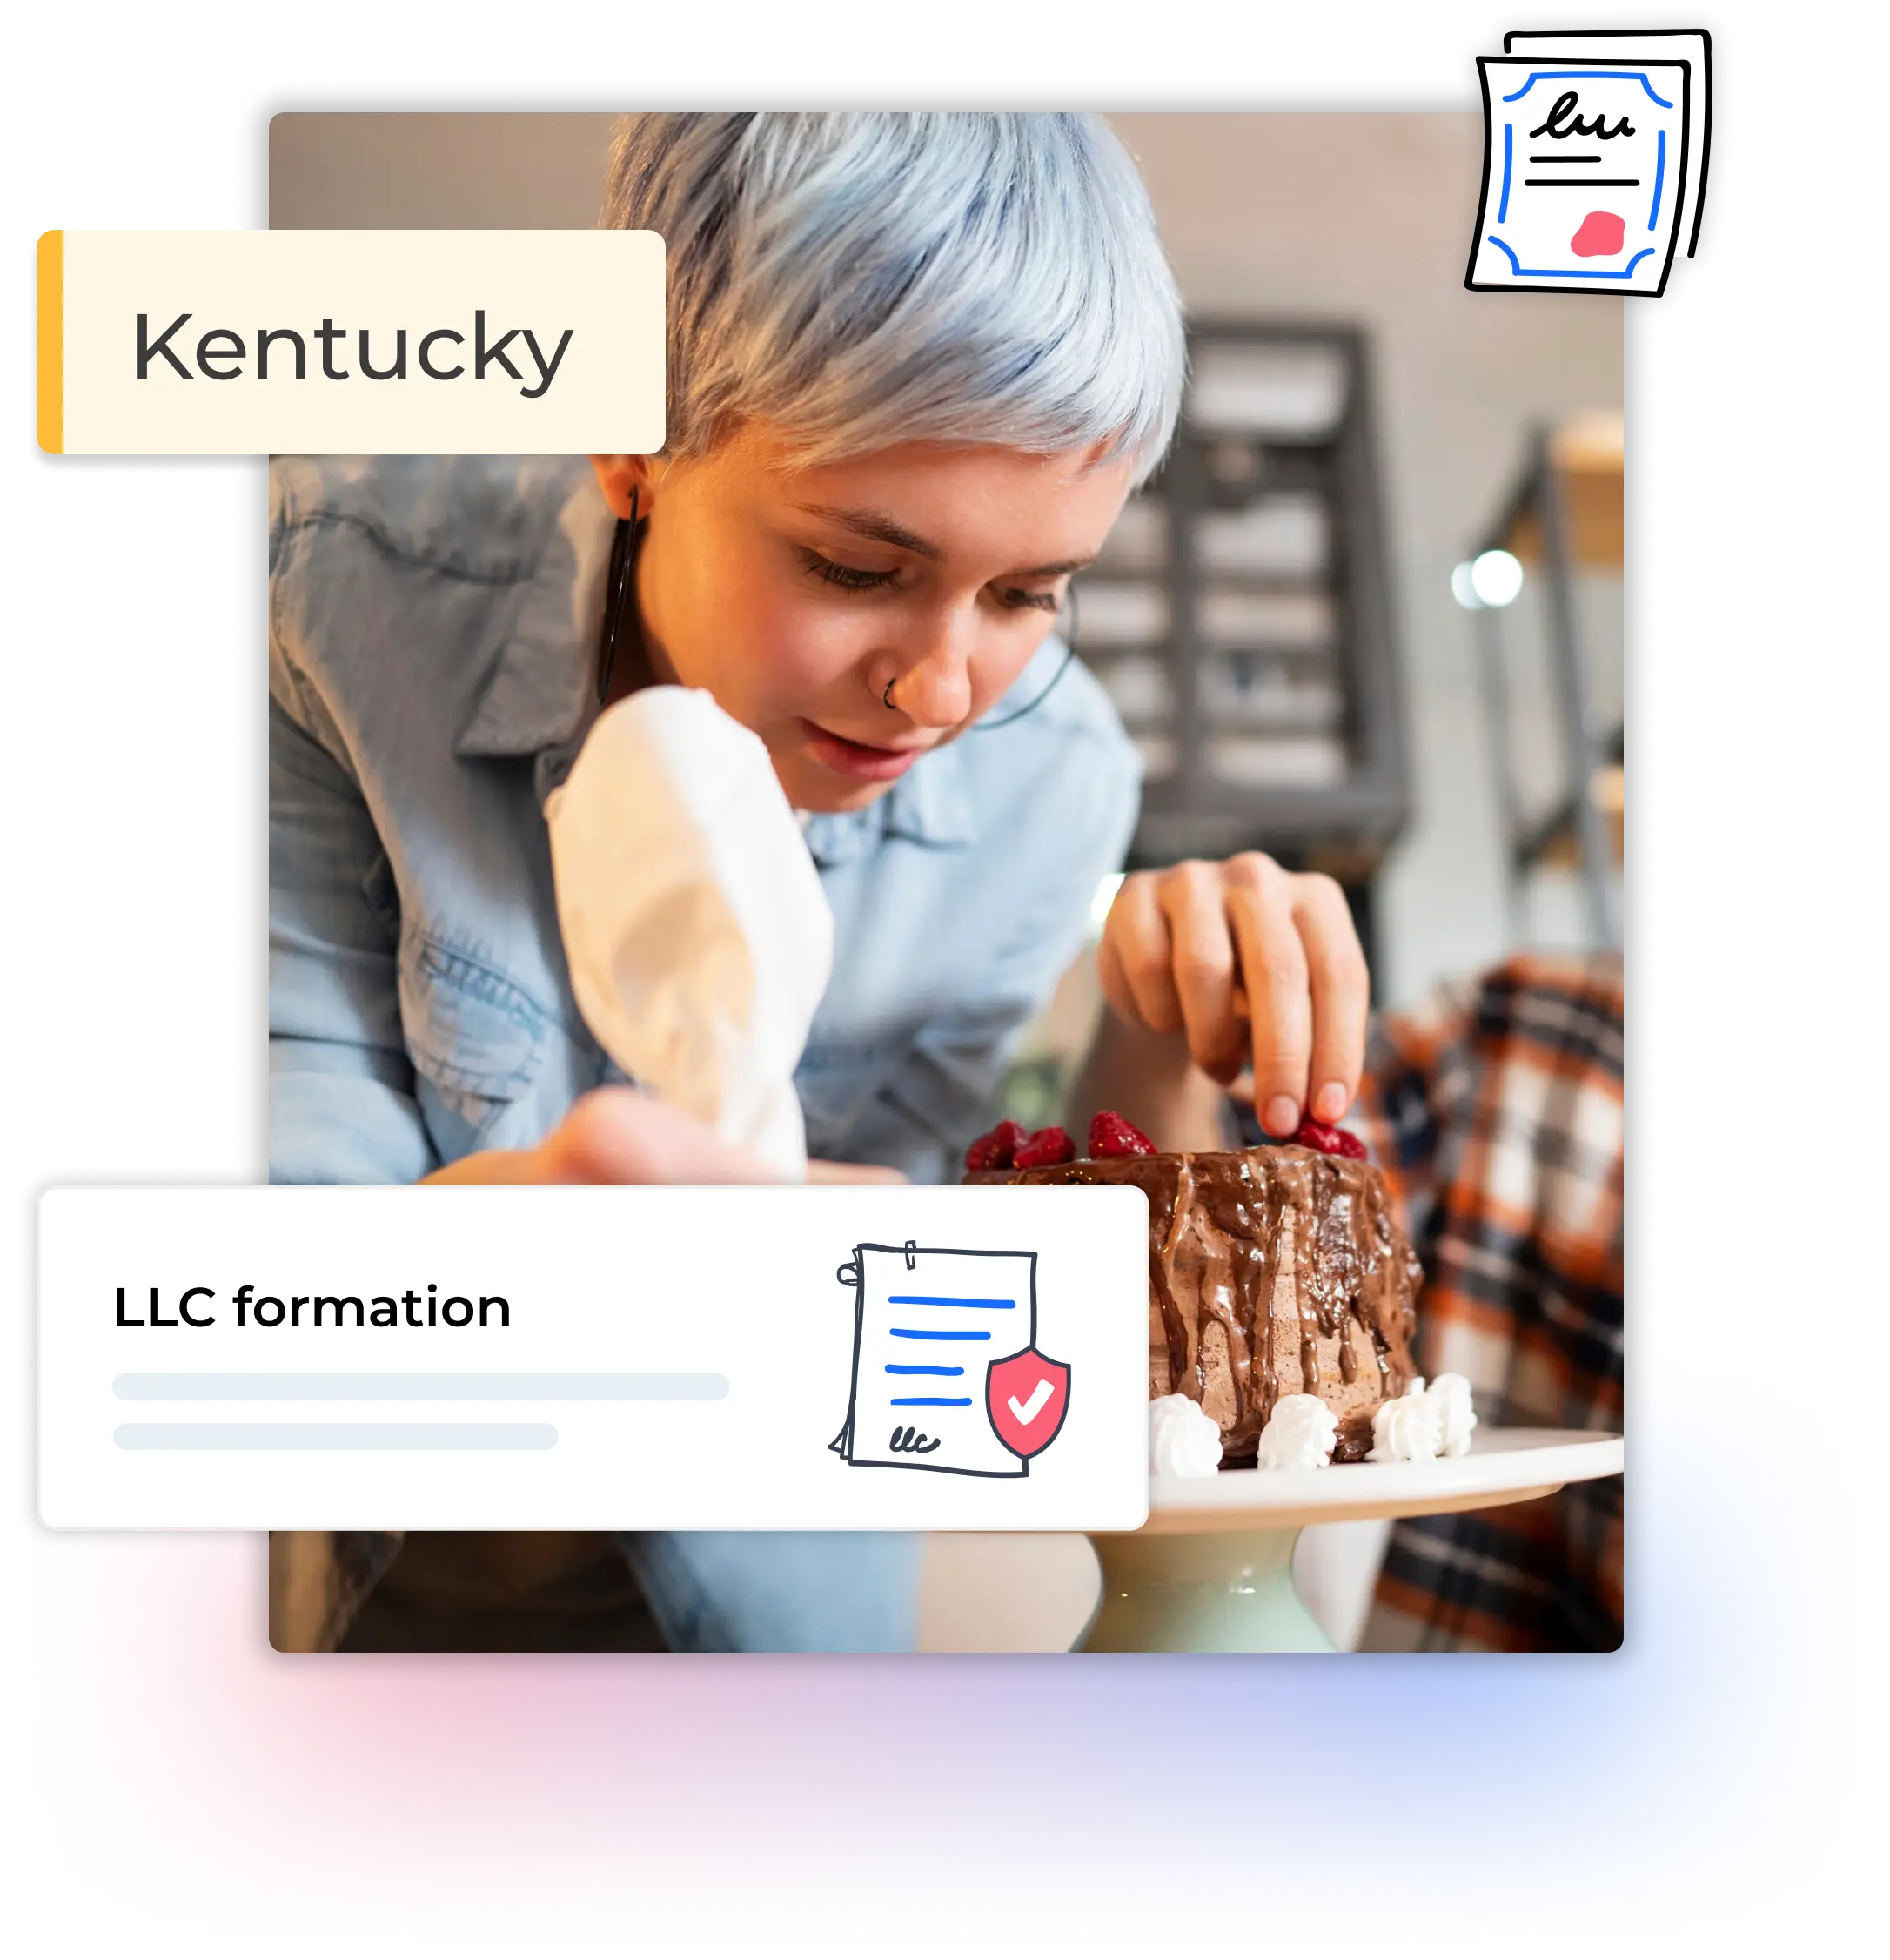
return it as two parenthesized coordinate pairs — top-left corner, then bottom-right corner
(114, 1423), (559, 1451)
(112, 1373), (729, 1401)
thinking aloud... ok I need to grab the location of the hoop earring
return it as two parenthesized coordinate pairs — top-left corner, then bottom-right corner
(595, 483), (640, 708)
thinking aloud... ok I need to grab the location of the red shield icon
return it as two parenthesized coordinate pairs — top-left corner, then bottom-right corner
(985, 1346), (1072, 1462)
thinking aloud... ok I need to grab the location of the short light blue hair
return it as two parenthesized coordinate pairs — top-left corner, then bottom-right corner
(602, 113), (1185, 486)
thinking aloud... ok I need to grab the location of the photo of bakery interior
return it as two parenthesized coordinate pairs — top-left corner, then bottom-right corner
(266, 113), (1623, 1655)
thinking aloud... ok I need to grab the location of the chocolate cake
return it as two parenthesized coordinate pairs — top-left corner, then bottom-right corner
(966, 1118), (1422, 1466)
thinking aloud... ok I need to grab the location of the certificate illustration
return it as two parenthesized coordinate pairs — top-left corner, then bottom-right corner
(828, 1242), (1072, 1478)
(1467, 55), (1692, 296)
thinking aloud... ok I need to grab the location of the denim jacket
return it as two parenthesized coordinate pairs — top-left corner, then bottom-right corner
(266, 455), (1140, 1650)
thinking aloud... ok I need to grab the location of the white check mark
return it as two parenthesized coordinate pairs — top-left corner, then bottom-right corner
(1007, 1379), (1055, 1426)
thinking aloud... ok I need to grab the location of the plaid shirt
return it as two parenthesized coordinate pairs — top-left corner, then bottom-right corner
(1349, 951), (1624, 1651)
(274, 950), (1624, 1655)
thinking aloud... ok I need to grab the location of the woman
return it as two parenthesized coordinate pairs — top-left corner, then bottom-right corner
(268, 113), (1369, 1652)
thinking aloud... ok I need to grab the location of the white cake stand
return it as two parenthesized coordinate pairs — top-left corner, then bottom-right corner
(1082, 1427), (1624, 1653)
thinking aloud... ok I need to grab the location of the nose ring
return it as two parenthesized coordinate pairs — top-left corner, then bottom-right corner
(882, 675), (898, 711)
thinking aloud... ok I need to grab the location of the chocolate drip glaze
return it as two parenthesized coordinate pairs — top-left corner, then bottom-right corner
(1149, 1157), (1189, 1400)
(968, 1144), (1422, 1466)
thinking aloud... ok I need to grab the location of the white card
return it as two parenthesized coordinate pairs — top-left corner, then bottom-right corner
(37, 1185), (1149, 1530)
(1467, 57), (1692, 297)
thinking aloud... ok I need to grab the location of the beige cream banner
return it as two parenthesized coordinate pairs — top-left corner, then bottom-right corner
(38, 230), (665, 455)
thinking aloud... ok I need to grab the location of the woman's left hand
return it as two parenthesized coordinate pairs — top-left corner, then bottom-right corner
(1096, 855), (1370, 1138)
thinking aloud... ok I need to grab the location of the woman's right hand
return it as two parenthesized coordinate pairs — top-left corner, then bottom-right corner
(421, 1087), (904, 1186)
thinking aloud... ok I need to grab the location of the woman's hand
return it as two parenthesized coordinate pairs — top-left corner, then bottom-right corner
(422, 1087), (906, 1186)
(1096, 855), (1370, 1138)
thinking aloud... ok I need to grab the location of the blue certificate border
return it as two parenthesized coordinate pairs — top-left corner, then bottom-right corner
(1465, 56), (1692, 298)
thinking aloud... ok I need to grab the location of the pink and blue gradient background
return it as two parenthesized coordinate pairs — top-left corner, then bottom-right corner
(25, 1364), (1858, 1943)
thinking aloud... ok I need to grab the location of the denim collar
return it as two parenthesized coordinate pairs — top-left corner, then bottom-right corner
(452, 472), (975, 856)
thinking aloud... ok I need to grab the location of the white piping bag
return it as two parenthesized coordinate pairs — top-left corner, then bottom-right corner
(545, 686), (834, 1178)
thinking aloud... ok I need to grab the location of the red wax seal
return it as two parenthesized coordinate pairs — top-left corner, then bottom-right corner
(1570, 211), (1626, 258)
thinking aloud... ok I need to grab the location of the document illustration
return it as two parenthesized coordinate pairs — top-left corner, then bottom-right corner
(829, 1241), (1072, 1479)
(1504, 29), (1712, 260)
(1467, 56), (1691, 296)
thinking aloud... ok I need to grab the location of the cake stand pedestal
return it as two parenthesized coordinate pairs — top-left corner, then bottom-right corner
(1082, 1428), (1624, 1653)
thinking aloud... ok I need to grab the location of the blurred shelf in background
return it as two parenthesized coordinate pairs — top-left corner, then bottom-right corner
(1500, 411), (1625, 572)
(1462, 412), (1624, 948)
(1516, 742), (1624, 878)
(1081, 321), (1411, 978)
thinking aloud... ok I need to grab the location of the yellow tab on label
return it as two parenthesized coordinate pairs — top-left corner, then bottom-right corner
(37, 231), (63, 455)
